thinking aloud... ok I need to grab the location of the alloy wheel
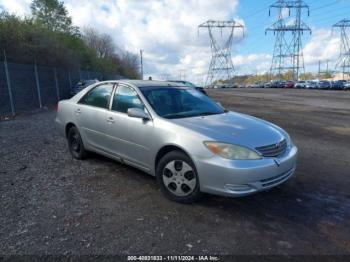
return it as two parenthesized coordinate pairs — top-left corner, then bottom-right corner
(162, 160), (197, 196)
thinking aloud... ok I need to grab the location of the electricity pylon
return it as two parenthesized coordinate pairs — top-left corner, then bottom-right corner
(332, 19), (350, 79)
(266, 0), (311, 80)
(198, 20), (244, 87)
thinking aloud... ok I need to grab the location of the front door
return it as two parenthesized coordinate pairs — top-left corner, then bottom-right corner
(105, 84), (154, 170)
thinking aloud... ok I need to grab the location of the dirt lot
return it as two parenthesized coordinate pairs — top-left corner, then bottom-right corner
(0, 88), (349, 256)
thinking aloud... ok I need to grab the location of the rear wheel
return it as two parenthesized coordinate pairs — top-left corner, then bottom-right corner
(67, 126), (87, 159)
(156, 151), (202, 203)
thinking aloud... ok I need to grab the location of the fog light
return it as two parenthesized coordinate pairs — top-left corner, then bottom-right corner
(224, 184), (256, 193)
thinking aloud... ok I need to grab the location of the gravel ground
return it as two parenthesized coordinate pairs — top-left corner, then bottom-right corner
(0, 88), (349, 256)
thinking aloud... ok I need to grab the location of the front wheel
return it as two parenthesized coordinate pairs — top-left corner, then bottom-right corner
(156, 151), (202, 203)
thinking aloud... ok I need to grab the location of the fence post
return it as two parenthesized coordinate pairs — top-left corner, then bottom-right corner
(34, 61), (42, 108)
(54, 67), (60, 101)
(68, 70), (72, 87)
(3, 50), (15, 116)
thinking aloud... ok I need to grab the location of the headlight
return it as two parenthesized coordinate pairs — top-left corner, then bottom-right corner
(204, 141), (262, 160)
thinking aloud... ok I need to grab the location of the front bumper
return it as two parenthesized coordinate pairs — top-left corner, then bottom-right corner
(194, 145), (298, 197)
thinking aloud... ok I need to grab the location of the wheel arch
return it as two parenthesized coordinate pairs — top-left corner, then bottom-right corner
(154, 144), (197, 173)
(65, 122), (76, 138)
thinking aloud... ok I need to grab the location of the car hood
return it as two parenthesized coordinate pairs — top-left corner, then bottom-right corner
(171, 112), (286, 148)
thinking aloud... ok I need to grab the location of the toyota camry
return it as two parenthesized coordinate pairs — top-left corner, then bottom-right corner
(55, 80), (298, 203)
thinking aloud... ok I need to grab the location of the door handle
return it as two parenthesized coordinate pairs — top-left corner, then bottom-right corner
(107, 117), (115, 123)
(75, 108), (81, 114)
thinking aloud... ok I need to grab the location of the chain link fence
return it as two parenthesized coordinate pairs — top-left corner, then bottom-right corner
(0, 61), (125, 116)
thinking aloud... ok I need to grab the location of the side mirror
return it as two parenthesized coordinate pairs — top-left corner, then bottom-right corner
(127, 108), (150, 120)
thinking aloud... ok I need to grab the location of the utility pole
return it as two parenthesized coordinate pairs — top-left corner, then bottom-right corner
(332, 19), (350, 80)
(179, 69), (186, 80)
(140, 49), (144, 80)
(198, 20), (244, 87)
(266, 0), (311, 81)
(318, 60), (321, 79)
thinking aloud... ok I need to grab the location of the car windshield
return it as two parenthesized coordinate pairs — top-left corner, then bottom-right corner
(169, 81), (196, 89)
(140, 86), (225, 119)
(182, 81), (196, 88)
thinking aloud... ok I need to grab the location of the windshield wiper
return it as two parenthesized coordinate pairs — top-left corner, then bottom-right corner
(162, 113), (189, 119)
(198, 112), (220, 116)
(163, 111), (225, 119)
(194, 111), (226, 117)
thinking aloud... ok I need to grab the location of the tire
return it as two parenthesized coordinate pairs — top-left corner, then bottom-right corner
(67, 126), (87, 160)
(156, 151), (203, 203)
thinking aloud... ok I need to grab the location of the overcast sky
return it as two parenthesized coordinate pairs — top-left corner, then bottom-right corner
(1, 0), (349, 84)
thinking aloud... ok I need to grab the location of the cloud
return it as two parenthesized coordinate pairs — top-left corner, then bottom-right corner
(96, 0), (241, 82)
(232, 53), (272, 74)
(1, 0), (245, 84)
(1, 0), (345, 82)
(0, 0), (31, 16)
(236, 28), (341, 75)
(302, 28), (340, 68)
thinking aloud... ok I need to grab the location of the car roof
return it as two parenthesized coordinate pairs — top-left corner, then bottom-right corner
(101, 79), (188, 88)
(167, 80), (187, 83)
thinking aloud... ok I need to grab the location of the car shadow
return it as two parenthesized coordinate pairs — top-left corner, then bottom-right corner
(82, 152), (350, 228)
(198, 182), (350, 228)
(85, 151), (157, 184)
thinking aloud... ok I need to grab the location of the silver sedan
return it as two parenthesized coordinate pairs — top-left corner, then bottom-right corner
(55, 80), (298, 203)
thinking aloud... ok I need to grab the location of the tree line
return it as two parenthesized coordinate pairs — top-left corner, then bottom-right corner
(0, 0), (140, 79)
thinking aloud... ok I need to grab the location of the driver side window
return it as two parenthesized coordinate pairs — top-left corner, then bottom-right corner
(112, 85), (144, 113)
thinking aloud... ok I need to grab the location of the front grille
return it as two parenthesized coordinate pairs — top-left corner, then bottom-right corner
(256, 139), (287, 157)
(260, 168), (294, 187)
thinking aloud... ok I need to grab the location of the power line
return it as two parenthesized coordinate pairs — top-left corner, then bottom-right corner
(308, 2), (350, 20)
(241, 6), (268, 20)
(237, 0), (271, 20)
(211, 0), (347, 78)
(311, 0), (341, 11)
(311, 11), (350, 26)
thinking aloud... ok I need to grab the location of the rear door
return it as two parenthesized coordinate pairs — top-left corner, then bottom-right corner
(105, 84), (154, 171)
(74, 83), (115, 151)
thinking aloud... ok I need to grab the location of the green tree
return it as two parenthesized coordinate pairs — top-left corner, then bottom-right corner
(0, 5), (141, 79)
(30, 0), (78, 34)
